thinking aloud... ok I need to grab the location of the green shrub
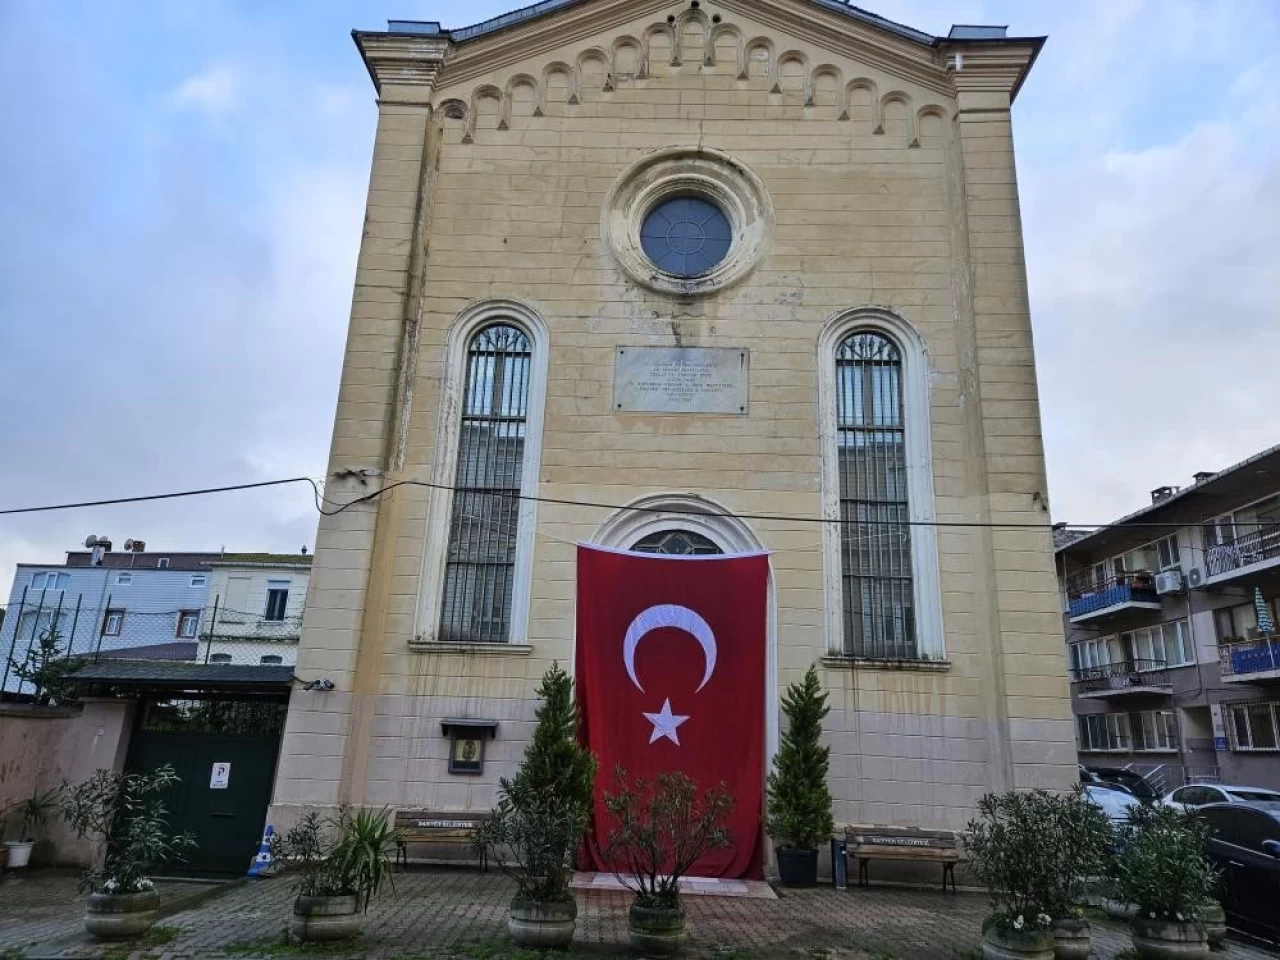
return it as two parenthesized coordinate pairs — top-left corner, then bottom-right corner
(766, 665), (834, 851)
(1110, 804), (1217, 922)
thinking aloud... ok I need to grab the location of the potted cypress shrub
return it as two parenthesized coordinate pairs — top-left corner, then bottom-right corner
(4, 787), (60, 869)
(60, 766), (195, 940)
(766, 665), (834, 887)
(1111, 805), (1217, 960)
(271, 807), (399, 943)
(964, 791), (1061, 959)
(474, 664), (597, 949)
(603, 768), (735, 956)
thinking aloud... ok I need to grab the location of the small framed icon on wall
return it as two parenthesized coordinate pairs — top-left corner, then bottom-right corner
(441, 718), (498, 776)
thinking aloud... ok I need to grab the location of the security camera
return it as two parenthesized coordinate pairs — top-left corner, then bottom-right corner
(303, 678), (336, 692)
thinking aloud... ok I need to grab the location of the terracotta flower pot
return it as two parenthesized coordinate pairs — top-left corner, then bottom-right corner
(981, 925), (1055, 960)
(508, 898), (577, 949)
(291, 894), (362, 942)
(84, 890), (160, 941)
(1129, 916), (1208, 960)
(1051, 917), (1091, 960)
(628, 903), (685, 956)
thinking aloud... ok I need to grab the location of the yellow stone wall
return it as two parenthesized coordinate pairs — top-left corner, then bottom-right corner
(272, 0), (1075, 835)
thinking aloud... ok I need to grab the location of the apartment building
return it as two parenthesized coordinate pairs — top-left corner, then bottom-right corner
(1056, 444), (1280, 791)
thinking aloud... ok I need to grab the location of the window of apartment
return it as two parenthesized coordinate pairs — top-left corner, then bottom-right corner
(116, 573), (133, 586)
(440, 323), (532, 644)
(209, 653), (232, 664)
(1228, 701), (1280, 751)
(30, 571), (71, 593)
(1156, 535), (1181, 571)
(1071, 636), (1123, 671)
(1216, 596), (1278, 644)
(157, 558), (170, 569)
(1079, 711), (1177, 752)
(260, 654), (283, 665)
(18, 610), (66, 642)
(835, 331), (915, 659)
(1204, 493), (1280, 546)
(1128, 620), (1194, 669)
(264, 581), (290, 622)
(190, 575), (207, 588)
(176, 611), (199, 639)
(102, 609), (125, 636)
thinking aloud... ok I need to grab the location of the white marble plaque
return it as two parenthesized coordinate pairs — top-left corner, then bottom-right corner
(613, 347), (749, 415)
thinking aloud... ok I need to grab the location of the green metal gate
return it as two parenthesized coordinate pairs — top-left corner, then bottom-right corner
(125, 697), (287, 877)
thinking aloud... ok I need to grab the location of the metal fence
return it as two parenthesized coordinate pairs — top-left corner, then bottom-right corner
(1, 592), (301, 702)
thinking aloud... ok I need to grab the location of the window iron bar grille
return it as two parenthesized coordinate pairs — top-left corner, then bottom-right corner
(836, 332), (915, 660)
(440, 324), (531, 644)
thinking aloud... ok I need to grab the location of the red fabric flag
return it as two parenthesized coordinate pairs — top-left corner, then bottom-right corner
(575, 544), (769, 880)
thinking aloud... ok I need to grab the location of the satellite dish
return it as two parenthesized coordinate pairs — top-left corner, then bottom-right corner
(84, 535), (100, 548)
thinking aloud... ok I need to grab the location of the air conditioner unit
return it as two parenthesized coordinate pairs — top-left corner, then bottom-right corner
(1155, 570), (1185, 595)
(1186, 567), (1205, 589)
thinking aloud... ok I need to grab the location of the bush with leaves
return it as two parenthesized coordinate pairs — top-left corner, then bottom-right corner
(766, 665), (834, 851)
(965, 790), (1109, 933)
(7, 787), (61, 843)
(1110, 803), (1218, 922)
(8, 623), (85, 705)
(602, 767), (734, 910)
(473, 664), (597, 904)
(61, 765), (195, 895)
(270, 807), (399, 909)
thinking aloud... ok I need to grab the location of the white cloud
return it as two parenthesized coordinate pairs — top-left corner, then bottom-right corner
(167, 64), (243, 116)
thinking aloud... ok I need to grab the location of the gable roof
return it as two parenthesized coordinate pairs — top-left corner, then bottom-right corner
(382, 0), (940, 47)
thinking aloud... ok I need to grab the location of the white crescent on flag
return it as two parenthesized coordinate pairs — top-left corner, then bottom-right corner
(622, 604), (717, 693)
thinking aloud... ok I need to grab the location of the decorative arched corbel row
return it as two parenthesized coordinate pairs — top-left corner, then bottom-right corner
(880, 90), (916, 146)
(503, 73), (538, 127)
(574, 47), (609, 100)
(743, 36), (776, 90)
(539, 61), (572, 114)
(611, 35), (643, 83)
(846, 78), (881, 131)
(915, 104), (950, 148)
(464, 85), (502, 141)
(639, 22), (676, 79)
(709, 23), (747, 79)
(775, 50), (811, 100)
(809, 64), (843, 110)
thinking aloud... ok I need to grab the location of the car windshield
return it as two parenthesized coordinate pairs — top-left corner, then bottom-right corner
(1228, 789), (1280, 803)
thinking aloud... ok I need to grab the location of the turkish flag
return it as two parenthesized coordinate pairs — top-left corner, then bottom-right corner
(575, 544), (768, 880)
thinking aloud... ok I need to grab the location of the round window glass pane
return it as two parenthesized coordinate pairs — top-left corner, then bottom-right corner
(639, 196), (732, 278)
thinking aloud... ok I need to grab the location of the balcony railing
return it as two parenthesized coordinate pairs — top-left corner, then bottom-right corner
(1065, 570), (1159, 619)
(1205, 524), (1280, 578)
(1071, 659), (1172, 695)
(1219, 638), (1280, 680)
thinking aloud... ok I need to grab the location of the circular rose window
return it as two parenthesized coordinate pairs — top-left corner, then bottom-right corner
(602, 147), (773, 297)
(640, 197), (733, 278)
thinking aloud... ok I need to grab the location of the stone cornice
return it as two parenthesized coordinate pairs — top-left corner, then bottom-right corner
(435, 0), (954, 98)
(940, 39), (1044, 103)
(353, 31), (451, 95)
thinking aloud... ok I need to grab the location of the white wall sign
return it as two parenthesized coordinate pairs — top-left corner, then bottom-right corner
(210, 762), (231, 790)
(614, 347), (749, 415)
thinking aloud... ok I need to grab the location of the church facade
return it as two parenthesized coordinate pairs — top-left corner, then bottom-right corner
(271, 0), (1075, 847)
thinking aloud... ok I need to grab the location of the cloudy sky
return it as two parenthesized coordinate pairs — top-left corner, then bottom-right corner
(1, 0), (1277, 590)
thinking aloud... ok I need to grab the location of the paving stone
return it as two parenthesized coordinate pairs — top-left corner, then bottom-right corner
(1, 869), (1275, 959)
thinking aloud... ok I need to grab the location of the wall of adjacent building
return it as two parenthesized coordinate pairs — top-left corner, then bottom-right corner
(272, 2), (1075, 839)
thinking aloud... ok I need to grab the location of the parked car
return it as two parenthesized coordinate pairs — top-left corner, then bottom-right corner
(1079, 765), (1137, 795)
(1085, 766), (1159, 804)
(1162, 783), (1280, 812)
(1082, 784), (1141, 824)
(1199, 802), (1280, 942)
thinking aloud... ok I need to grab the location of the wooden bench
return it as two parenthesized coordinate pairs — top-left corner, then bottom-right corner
(842, 824), (963, 893)
(393, 811), (491, 872)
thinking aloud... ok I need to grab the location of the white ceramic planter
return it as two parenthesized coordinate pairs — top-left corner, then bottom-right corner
(3, 841), (33, 869)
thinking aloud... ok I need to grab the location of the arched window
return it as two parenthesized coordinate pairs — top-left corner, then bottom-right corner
(819, 311), (949, 661)
(439, 323), (532, 643)
(631, 530), (723, 555)
(836, 331), (913, 658)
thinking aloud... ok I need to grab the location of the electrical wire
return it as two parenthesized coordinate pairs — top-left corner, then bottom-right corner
(0, 473), (1247, 534)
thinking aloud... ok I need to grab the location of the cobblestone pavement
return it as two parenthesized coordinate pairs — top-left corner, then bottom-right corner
(1, 869), (1276, 959)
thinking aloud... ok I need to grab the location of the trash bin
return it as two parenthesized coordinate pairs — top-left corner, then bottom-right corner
(830, 837), (847, 890)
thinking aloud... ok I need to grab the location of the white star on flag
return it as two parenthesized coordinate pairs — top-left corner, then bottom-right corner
(644, 698), (690, 746)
